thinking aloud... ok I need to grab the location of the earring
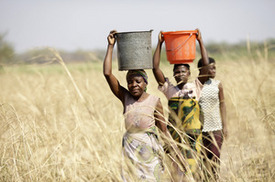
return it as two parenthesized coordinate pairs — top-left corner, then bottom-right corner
(144, 87), (147, 92)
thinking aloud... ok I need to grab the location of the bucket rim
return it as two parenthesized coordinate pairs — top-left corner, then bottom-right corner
(116, 30), (153, 34)
(162, 30), (198, 35)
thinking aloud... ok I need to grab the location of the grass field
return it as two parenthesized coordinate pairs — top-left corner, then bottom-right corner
(0, 51), (275, 181)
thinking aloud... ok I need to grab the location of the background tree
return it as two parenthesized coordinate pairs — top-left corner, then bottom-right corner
(0, 33), (15, 64)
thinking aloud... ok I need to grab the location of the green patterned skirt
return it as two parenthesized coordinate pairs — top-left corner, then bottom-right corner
(168, 97), (202, 174)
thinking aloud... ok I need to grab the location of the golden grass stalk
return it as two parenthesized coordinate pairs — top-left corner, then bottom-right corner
(48, 47), (85, 103)
(0, 47), (274, 181)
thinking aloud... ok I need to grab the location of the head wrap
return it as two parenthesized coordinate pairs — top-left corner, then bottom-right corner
(126, 70), (148, 84)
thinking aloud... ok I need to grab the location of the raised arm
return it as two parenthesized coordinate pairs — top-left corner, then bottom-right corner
(196, 29), (209, 76)
(218, 82), (228, 138)
(103, 30), (126, 102)
(152, 32), (166, 86)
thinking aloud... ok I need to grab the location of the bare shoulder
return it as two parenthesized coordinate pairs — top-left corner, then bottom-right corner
(217, 80), (223, 89)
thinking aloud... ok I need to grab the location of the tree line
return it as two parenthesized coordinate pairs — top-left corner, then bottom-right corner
(1, 33), (275, 65)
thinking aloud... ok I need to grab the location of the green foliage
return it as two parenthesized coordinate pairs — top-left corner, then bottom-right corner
(0, 33), (15, 64)
(1, 33), (274, 65)
(156, 39), (275, 65)
(195, 38), (275, 62)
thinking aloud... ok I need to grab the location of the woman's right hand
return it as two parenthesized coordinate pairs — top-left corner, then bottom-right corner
(107, 30), (117, 45)
(158, 31), (164, 43)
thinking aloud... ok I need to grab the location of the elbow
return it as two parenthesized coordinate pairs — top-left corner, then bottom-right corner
(152, 60), (157, 69)
(152, 68), (160, 78)
(103, 73), (110, 79)
(220, 103), (226, 112)
(103, 64), (112, 77)
(103, 70), (111, 78)
(152, 65), (160, 72)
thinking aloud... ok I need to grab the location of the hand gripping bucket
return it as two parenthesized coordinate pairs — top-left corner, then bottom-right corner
(116, 30), (153, 71)
(162, 30), (197, 64)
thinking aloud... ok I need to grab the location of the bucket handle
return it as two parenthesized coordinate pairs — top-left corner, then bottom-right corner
(166, 33), (194, 54)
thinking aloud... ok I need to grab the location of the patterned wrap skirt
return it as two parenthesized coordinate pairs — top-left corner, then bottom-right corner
(167, 97), (202, 175)
(121, 126), (165, 182)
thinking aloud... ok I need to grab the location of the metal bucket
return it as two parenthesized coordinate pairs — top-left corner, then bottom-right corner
(116, 30), (153, 71)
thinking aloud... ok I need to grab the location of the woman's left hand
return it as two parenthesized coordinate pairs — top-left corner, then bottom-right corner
(196, 28), (202, 41)
(223, 127), (228, 138)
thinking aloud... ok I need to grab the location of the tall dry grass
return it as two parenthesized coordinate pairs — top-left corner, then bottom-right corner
(0, 49), (274, 181)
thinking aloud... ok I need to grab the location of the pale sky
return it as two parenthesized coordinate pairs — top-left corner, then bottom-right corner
(0, 0), (274, 53)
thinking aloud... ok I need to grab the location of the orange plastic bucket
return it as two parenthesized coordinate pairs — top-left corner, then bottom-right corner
(162, 30), (197, 64)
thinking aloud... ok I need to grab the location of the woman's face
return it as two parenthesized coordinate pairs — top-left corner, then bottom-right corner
(173, 65), (190, 84)
(208, 63), (216, 78)
(127, 75), (147, 97)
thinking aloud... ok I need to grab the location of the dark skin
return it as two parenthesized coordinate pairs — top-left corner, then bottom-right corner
(126, 74), (148, 99)
(219, 82), (228, 138)
(103, 30), (186, 167)
(152, 29), (209, 177)
(103, 30), (151, 109)
(208, 63), (228, 138)
(153, 29), (209, 88)
(173, 65), (190, 89)
(208, 63), (216, 79)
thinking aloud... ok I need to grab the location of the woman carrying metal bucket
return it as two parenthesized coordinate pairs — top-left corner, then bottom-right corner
(152, 29), (209, 180)
(103, 30), (185, 181)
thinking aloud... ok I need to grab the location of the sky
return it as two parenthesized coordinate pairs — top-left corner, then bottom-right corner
(0, 0), (275, 53)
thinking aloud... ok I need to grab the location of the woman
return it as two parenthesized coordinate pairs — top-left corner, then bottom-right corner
(103, 30), (184, 181)
(152, 29), (209, 180)
(198, 57), (227, 180)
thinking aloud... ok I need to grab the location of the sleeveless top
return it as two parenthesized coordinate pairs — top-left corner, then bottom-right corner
(122, 93), (164, 181)
(199, 79), (223, 132)
(123, 93), (159, 132)
(158, 78), (203, 100)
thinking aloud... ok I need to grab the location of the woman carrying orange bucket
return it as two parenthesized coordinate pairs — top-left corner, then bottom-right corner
(152, 29), (209, 180)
